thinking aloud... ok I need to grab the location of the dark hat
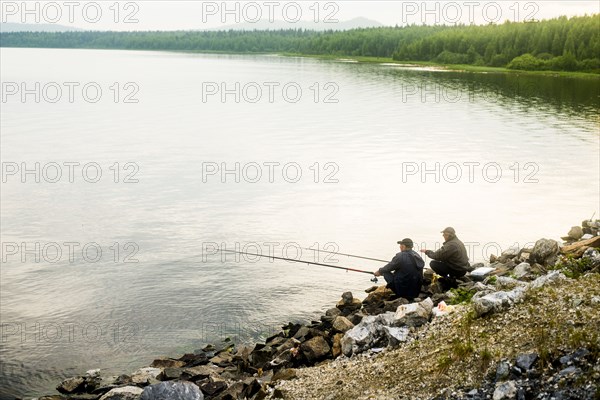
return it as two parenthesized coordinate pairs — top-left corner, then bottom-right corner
(397, 238), (414, 247)
(441, 227), (456, 235)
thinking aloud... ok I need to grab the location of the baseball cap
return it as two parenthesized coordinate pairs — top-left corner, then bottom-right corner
(397, 238), (414, 247)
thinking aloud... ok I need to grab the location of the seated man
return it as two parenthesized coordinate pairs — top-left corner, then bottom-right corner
(420, 227), (470, 283)
(374, 238), (425, 301)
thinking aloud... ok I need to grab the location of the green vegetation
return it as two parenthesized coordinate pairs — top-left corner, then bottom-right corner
(1, 14), (598, 73)
(551, 252), (597, 279)
(448, 288), (476, 305)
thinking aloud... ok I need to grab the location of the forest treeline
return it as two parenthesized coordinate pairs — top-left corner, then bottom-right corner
(1, 14), (598, 72)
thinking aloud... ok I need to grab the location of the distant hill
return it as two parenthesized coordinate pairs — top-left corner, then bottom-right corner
(0, 22), (82, 32)
(205, 17), (383, 31)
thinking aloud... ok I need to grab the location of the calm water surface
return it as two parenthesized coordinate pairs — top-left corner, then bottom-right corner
(0, 48), (598, 397)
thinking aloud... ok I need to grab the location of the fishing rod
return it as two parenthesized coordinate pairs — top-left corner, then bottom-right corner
(300, 247), (388, 263)
(219, 249), (379, 282)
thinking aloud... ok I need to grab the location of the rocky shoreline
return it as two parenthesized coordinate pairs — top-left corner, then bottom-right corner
(24, 220), (600, 400)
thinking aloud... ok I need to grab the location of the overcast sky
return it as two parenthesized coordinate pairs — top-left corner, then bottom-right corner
(1, 1), (598, 31)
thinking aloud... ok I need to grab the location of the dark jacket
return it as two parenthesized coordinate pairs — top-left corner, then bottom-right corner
(378, 250), (425, 299)
(425, 235), (470, 272)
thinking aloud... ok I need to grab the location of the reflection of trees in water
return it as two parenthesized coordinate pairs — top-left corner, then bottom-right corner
(369, 66), (599, 123)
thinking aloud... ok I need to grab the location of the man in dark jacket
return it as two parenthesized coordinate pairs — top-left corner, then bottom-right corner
(420, 227), (470, 279)
(374, 238), (425, 301)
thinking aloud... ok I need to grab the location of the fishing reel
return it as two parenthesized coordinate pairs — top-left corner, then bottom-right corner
(370, 276), (378, 283)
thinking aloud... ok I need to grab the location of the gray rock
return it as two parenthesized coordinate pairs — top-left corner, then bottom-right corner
(583, 248), (600, 267)
(140, 381), (203, 400)
(515, 353), (538, 371)
(292, 326), (311, 341)
(86, 369), (101, 378)
(300, 336), (330, 362)
(496, 361), (510, 381)
(567, 226), (584, 240)
(473, 287), (526, 317)
(341, 321), (379, 357)
(529, 238), (559, 266)
(393, 297), (433, 327)
(529, 271), (566, 289)
(375, 311), (397, 327)
(558, 366), (581, 378)
(493, 381), (517, 400)
(382, 326), (409, 347)
(470, 267), (496, 281)
(501, 245), (520, 258)
(325, 307), (342, 317)
(341, 291), (354, 304)
(513, 262), (531, 279)
(99, 386), (144, 400)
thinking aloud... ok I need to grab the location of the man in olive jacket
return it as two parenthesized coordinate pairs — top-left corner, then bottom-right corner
(374, 238), (425, 301)
(420, 227), (470, 279)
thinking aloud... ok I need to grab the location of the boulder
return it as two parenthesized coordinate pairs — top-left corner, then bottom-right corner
(470, 267), (496, 281)
(325, 307), (342, 317)
(493, 381), (517, 400)
(473, 288), (526, 317)
(99, 386), (144, 400)
(567, 226), (584, 240)
(583, 248), (600, 268)
(150, 358), (186, 369)
(502, 246), (520, 257)
(182, 365), (223, 381)
(529, 239), (559, 266)
(215, 381), (244, 400)
(209, 352), (234, 366)
(362, 285), (395, 305)
(199, 381), (227, 396)
(515, 353), (538, 371)
(495, 361), (510, 381)
(178, 353), (209, 367)
(394, 298), (433, 327)
(513, 262), (531, 279)
(336, 297), (362, 314)
(249, 344), (275, 369)
(157, 368), (183, 381)
(382, 326), (409, 347)
(332, 316), (354, 333)
(529, 271), (566, 289)
(130, 368), (162, 385)
(348, 311), (366, 326)
(341, 291), (354, 304)
(382, 297), (409, 312)
(341, 321), (379, 357)
(331, 333), (343, 358)
(140, 381), (203, 400)
(56, 376), (85, 394)
(300, 336), (330, 362)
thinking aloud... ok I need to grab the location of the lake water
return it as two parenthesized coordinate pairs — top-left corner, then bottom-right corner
(0, 48), (598, 398)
